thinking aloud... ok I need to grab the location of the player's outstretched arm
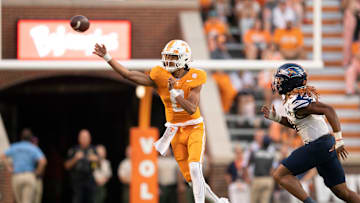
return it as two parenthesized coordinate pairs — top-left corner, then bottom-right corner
(93, 43), (155, 87)
(296, 102), (348, 160)
(168, 77), (200, 115)
(261, 105), (294, 128)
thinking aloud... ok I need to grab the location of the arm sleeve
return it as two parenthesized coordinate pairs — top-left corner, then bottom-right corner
(34, 147), (45, 161)
(292, 95), (314, 111)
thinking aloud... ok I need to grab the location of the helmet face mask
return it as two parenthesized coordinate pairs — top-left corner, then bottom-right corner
(161, 40), (192, 73)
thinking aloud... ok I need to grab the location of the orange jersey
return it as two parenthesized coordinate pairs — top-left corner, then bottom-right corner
(274, 28), (303, 50)
(212, 72), (237, 113)
(150, 66), (206, 124)
(204, 19), (228, 36)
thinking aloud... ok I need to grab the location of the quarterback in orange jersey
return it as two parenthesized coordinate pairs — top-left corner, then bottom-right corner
(93, 40), (229, 203)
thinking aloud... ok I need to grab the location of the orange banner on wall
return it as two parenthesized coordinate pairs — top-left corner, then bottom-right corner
(130, 127), (159, 203)
(17, 20), (131, 60)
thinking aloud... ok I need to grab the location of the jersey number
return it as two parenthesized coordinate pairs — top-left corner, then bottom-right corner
(170, 89), (185, 112)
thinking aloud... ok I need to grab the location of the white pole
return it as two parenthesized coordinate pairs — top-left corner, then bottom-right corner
(313, 0), (322, 62)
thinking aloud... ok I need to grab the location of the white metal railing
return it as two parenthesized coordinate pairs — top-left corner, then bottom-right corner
(0, 59), (323, 70)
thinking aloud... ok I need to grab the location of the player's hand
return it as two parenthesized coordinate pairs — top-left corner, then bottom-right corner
(93, 43), (107, 57)
(329, 143), (349, 160)
(168, 77), (175, 90)
(261, 105), (276, 119)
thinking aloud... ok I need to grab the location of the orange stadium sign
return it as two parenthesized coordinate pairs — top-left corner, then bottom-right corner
(130, 127), (159, 203)
(17, 20), (131, 60)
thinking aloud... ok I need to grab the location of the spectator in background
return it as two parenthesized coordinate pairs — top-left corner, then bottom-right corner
(200, 0), (214, 21)
(236, 91), (256, 124)
(248, 135), (276, 203)
(273, 20), (304, 59)
(118, 146), (131, 203)
(93, 145), (112, 203)
(230, 70), (256, 93)
(204, 11), (232, 59)
(346, 38), (360, 95)
(243, 19), (271, 59)
(343, 0), (360, 66)
(289, 0), (305, 26)
(158, 150), (179, 203)
(65, 129), (99, 203)
(212, 71), (238, 113)
(215, 0), (232, 23)
(31, 136), (43, 203)
(261, 43), (283, 60)
(230, 71), (256, 124)
(225, 146), (250, 203)
(234, 0), (261, 36)
(262, 0), (279, 32)
(0, 128), (47, 203)
(210, 35), (232, 59)
(244, 129), (265, 176)
(272, 0), (296, 29)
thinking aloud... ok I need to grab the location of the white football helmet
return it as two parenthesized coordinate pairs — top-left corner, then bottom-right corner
(161, 39), (192, 73)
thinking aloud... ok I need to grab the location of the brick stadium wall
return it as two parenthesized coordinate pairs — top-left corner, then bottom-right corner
(0, 165), (13, 203)
(2, 6), (197, 59)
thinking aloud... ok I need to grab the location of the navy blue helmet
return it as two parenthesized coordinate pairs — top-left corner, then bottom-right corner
(273, 63), (307, 95)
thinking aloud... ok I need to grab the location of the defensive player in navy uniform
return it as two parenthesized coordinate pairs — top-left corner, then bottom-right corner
(261, 63), (360, 203)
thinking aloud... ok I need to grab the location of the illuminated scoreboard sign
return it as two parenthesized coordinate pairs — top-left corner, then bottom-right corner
(17, 20), (131, 60)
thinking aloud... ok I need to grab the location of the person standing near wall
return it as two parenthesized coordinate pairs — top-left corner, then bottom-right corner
(93, 145), (112, 203)
(65, 129), (99, 203)
(0, 128), (47, 203)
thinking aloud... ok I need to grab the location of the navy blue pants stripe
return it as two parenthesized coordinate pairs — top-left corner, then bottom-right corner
(281, 135), (345, 188)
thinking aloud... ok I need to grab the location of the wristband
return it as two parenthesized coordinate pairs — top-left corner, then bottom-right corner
(268, 110), (281, 123)
(103, 53), (112, 62)
(170, 89), (181, 98)
(334, 131), (344, 149)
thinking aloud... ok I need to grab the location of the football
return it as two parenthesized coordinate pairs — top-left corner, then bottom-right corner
(70, 15), (90, 32)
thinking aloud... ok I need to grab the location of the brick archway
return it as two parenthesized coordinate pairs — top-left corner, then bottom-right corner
(0, 71), (141, 203)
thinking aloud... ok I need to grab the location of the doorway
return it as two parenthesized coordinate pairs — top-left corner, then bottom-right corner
(0, 75), (141, 203)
